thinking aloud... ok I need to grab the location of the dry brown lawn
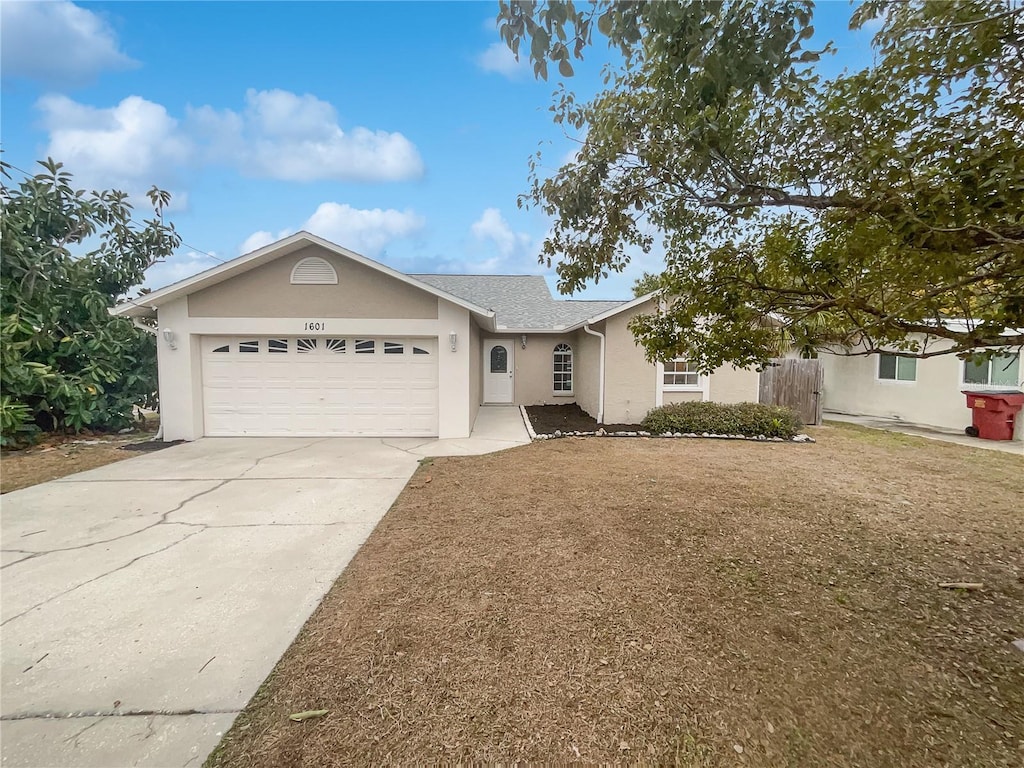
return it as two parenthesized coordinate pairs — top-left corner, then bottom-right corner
(208, 424), (1024, 767)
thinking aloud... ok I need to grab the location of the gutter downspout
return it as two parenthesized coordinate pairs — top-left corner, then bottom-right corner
(583, 323), (605, 424)
(130, 319), (164, 441)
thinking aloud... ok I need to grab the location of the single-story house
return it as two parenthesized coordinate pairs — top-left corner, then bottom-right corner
(819, 330), (1023, 441)
(113, 232), (759, 440)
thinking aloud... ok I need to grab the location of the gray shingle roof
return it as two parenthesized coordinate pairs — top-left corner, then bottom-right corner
(411, 274), (626, 330)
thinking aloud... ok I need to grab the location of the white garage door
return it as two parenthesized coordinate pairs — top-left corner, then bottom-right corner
(201, 336), (438, 436)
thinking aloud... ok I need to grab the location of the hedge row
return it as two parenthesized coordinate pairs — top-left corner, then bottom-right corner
(641, 401), (803, 439)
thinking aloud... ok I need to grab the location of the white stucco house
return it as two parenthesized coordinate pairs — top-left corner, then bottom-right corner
(113, 232), (760, 441)
(819, 329), (1024, 442)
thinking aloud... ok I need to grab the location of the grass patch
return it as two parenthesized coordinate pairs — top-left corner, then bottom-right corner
(822, 419), (936, 447)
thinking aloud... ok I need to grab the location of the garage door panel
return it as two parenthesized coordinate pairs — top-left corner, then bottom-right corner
(201, 336), (438, 437)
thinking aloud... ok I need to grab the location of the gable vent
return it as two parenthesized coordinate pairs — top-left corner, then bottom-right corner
(290, 256), (338, 285)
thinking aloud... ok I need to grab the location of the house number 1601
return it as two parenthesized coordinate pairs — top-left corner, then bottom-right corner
(304, 321), (325, 331)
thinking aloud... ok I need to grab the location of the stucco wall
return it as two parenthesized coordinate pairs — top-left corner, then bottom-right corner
(820, 341), (1023, 440)
(155, 297), (204, 442)
(603, 301), (658, 424)
(709, 364), (761, 403)
(574, 327), (602, 419)
(469, 319), (481, 428)
(187, 245), (438, 319)
(663, 391), (703, 404)
(481, 333), (579, 406)
(157, 293), (473, 441)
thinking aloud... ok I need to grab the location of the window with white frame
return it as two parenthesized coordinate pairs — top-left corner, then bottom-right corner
(553, 343), (573, 393)
(878, 353), (917, 381)
(663, 359), (700, 389)
(963, 351), (1020, 386)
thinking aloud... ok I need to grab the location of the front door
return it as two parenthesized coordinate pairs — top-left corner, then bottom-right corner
(483, 340), (514, 403)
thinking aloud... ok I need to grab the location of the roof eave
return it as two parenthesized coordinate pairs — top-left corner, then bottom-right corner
(111, 231), (496, 320)
(562, 291), (657, 332)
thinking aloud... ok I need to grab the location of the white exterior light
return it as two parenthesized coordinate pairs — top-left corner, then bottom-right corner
(161, 328), (177, 350)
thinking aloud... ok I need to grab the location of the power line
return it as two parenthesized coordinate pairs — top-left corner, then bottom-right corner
(2, 159), (228, 264)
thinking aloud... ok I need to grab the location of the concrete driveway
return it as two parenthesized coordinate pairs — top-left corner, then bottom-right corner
(1, 409), (529, 767)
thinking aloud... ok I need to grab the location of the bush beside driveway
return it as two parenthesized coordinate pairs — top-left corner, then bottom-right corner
(208, 424), (1024, 767)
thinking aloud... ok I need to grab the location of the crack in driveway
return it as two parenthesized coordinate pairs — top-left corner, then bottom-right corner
(1, 528), (204, 627)
(0, 433), (417, 761)
(0, 480), (231, 570)
(1, 438), (374, 626)
(61, 718), (101, 747)
(237, 438), (331, 477)
(2, 438), (332, 569)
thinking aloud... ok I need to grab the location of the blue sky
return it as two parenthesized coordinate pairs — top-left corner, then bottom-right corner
(1, 1), (877, 299)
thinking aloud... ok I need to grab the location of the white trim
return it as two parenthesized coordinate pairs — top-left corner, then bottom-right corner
(662, 359), (702, 391)
(582, 324), (605, 423)
(565, 292), (657, 331)
(552, 342), (574, 396)
(112, 231), (496, 326)
(875, 352), (918, 384)
(180, 317), (447, 336)
(657, 358), (709, 403)
(960, 350), (1022, 388)
(519, 405), (539, 440)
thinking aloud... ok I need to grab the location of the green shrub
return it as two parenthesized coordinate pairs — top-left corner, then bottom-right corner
(641, 401), (803, 439)
(0, 395), (38, 447)
(1, 159), (177, 445)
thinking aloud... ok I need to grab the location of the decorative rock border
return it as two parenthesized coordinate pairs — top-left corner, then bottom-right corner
(517, 408), (815, 444)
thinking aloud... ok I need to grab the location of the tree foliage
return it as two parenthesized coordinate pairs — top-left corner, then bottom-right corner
(1, 159), (181, 444)
(632, 271), (662, 298)
(498, 0), (1024, 368)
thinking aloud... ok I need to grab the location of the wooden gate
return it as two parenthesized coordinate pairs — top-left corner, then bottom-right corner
(759, 358), (824, 425)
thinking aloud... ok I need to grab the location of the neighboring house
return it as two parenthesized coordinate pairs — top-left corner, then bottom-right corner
(113, 232), (759, 440)
(819, 330), (1024, 441)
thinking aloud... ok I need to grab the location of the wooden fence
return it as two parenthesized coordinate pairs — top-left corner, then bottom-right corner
(759, 358), (824, 425)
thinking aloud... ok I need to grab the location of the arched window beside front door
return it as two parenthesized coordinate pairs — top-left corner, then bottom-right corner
(553, 343), (573, 394)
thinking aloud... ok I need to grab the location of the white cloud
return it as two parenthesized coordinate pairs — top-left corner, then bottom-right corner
(239, 229), (293, 255)
(1, 1), (136, 87)
(37, 94), (191, 200)
(301, 203), (426, 256)
(476, 42), (529, 79)
(189, 89), (424, 182)
(471, 207), (534, 260)
(143, 250), (222, 290)
(34, 88), (424, 199)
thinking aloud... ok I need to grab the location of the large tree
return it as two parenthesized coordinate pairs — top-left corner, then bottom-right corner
(1, 159), (181, 444)
(498, 0), (1024, 368)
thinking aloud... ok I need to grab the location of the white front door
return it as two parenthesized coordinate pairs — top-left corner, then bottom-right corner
(483, 340), (514, 403)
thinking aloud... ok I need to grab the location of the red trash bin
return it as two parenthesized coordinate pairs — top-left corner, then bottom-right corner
(962, 390), (1024, 441)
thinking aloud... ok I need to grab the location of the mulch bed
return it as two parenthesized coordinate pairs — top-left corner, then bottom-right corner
(207, 424), (1024, 767)
(526, 403), (640, 434)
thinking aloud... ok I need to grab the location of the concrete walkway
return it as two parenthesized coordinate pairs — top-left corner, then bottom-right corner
(384, 404), (532, 457)
(825, 411), (1023, 455)
(0, 407), (530, 767)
